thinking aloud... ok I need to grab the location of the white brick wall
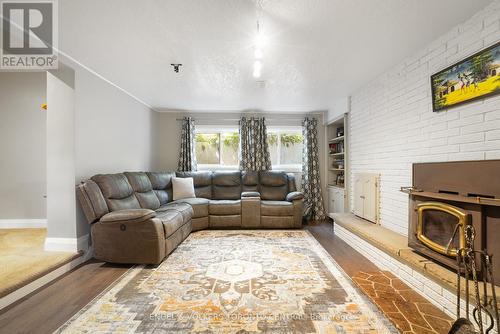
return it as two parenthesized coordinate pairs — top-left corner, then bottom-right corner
(349, 1), (500, 236)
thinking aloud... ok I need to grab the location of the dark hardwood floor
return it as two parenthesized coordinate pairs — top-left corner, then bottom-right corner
(0, 261), (131, 334)
(305, 220), (379, 275)
(0, 220), (377, 334)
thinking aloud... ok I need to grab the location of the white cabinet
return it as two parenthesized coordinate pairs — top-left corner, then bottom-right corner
(328, 186), (345, 214)
(353, 173), (379, 223)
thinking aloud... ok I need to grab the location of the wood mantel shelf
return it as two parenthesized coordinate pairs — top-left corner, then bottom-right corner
(402, 190), (500, 207)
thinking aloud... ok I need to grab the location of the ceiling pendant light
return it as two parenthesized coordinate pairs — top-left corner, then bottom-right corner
(253, 20), (264, 79)
(254, 48), (263, 59)
(253, 60), (262, 78)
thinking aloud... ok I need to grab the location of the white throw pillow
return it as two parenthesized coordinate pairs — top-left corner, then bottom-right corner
(172, 177), (196, 200)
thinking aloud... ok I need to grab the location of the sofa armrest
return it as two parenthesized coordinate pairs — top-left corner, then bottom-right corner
(241, 195), (261, 228)
(286, 191), (304, 202)
(100, 209), (156, 224)
(242, 191), (260, 198)
(92, 214), (166, 264)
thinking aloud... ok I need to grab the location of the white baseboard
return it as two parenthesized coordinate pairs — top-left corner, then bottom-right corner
(0, 219), (47, 229)
(44, 234), (90, 252)
(0, 246), (94, 310)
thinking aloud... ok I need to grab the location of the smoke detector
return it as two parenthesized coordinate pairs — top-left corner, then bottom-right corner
(171, 63), (182, 73)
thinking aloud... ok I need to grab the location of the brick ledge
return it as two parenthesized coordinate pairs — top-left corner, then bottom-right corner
(331, 213), (499, 305)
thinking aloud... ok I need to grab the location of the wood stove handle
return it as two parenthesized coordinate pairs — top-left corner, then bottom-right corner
(476, 196), (500, 204)
(400, 186), (423, 194)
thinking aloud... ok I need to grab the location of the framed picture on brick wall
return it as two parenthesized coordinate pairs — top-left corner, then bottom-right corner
(431, 41), (500, 112)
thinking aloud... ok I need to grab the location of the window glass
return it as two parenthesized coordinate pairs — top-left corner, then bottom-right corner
(195, 133), (219, 164)
(220, 132), (239, 166)
(267, 133), (278, 166)
(280, 133), (303, 165)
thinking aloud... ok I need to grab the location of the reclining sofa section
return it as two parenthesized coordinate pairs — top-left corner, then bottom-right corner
(76, 171), (304, 264)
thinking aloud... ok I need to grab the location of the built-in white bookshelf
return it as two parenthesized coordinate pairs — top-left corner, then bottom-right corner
(325, 114), (349, 215)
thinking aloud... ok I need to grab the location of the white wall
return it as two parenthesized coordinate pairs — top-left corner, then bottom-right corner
(349, 1), (500, 235)
(72, 65), (154, 238)
(46, 69), (76, 241)
(42, 58), (155, 247)
(74, 69), (154, 181)
(326, 97), (350, 125)
(0, 72), (47, 220)
(151, 111), (182, 171)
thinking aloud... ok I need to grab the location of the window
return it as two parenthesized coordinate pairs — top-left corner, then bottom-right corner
(195, 133), (220, 165)
(196, 129), (239, 167)
(267, 128), (303, 170)
(195, 126), (303, 171)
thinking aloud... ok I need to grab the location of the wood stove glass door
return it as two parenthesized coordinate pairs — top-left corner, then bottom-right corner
(416, 202), (468, 257)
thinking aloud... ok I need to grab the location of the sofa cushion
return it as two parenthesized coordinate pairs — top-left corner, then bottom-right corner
(261, 200), (293, 216)
(241, 191), (260, 198)
(172, 198), (209, 218)
(101, 209), (156, 224)
(172, 177), (196, 200)
(287, 173), (297, 192)
(192, 216), (209, 231)
(76, 180), (109, 224)
(91, 174), (141, 211)
(125, 172), (160, 210)
(242, 171), (259, 192)
(156, 210), (185, 238)
(147, 172), (175, 205)
(135, 191), (161, 210)
(209, 214), (241, 228)
(286, 191), (304, 202)
(261, 216), (294, 228)
(212, 171), (241, 200)
(176, 171), (212, 199)
(209, 200), (241, 215)
(157, 202), (193, 223)
(259, 171), (288, 201)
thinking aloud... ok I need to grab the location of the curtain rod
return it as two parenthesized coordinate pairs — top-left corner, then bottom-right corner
(176, 118), (241, 121)
(175, 117), (312, 121)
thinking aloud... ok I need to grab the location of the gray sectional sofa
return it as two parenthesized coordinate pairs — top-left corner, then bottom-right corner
(76, 170), (304, 264)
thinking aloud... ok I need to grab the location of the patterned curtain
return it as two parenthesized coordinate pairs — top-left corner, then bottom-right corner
(302, 117), (326, 220)
(177, 117), (197, 171)
(239, 117), (272, 171)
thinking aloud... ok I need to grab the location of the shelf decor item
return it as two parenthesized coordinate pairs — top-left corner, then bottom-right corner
(336, 173), (344, 186)
(431, 41), (500, 112)
(329, 142), (344, 154)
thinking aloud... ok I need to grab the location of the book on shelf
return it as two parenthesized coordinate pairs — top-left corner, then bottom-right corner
(331, 159), (344, 170)
(329, 142), (344, 154)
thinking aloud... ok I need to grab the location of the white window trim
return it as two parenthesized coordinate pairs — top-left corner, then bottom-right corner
(198, 164), (301, 173)
(273, 164), (302, 173)
(198, 164), (239, 171)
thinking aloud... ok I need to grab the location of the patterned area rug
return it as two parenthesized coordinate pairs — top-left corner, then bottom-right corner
(56, 230), (396, 333)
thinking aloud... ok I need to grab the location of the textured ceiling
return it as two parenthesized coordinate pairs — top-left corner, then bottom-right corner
(59, 0), (493, 112)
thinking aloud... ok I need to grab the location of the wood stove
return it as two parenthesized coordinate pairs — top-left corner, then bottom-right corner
(415, 202), (467, 257)
(403, 160), (500, 284)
